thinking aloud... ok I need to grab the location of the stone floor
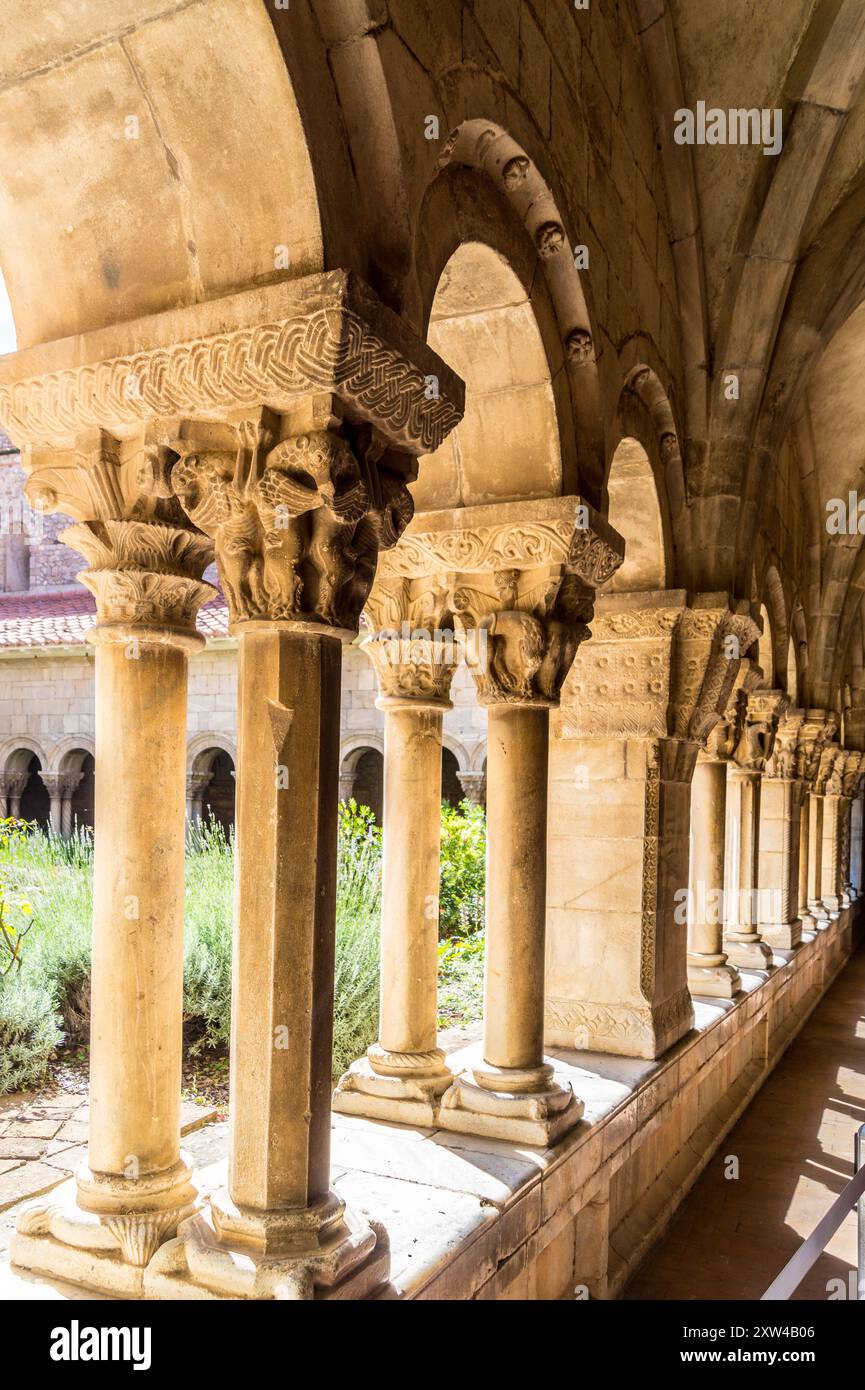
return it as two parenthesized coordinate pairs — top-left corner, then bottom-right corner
(625, 947), (865, 1301)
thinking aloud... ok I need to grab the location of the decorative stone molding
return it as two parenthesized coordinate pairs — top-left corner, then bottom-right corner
(559, 590), (686, 739)
(374, 497), (624, 592)
(544, 988), (693, 1059)
(0, 273), (463, 455)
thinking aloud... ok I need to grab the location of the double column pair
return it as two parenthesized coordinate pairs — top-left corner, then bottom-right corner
(334, 497), (625, 1143)
(9, 271), (465, 1299)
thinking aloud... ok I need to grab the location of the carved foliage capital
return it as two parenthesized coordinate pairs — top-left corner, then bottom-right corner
(62, 517), (215, 642)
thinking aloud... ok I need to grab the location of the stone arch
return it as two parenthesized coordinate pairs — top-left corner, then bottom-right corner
(605, 436), (669, 595)
(0, 737), (48, 774)
(414, 119), (605, 505)
(441, 733), (470, 773)
(754, 563), (790, 692)
(614, 366), (686, 586)
(188, 733), (237, 775)
(47, 735), (96, 776)
(440, 747), (463, 809)
(416, 240), (564, 512)
(0, 2), (326, 351)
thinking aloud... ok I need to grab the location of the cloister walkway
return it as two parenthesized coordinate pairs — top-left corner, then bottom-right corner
(625, 945), (865, 1302)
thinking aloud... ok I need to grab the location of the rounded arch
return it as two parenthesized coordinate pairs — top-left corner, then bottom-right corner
(441, 733), (471, 773)
(47, 734), (96, 776)
(468, 741), (489, 774)
(0, 737), (49, 774)
(339, 734), (385, 771)
(0, 3), (327, 351)
(605, 437), (668, 594)
(416, 239), (563, 512)
(188, 732), (237, 776)
(613, 366), (686, 581)
(413, 120), (605, 505)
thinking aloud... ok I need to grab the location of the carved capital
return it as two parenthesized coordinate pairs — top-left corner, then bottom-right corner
(362, 632), (460, 709)
(62, 518), (215, 647)
(795, 710), (836, 786)
(815, 743), (843, 797)
(171, 424), (413, 634)
(734, 688), (789, 773)
(670, 598), (760, 746)
(467, 580), (594, 708)
(765, 708), (804, 780)
(841, 750), (864, 798)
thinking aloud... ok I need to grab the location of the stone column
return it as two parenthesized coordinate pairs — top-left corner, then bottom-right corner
(185, 770), (211, 824)
(456, 770), (486, 808)
(59, 772), (83, 837)
(382, 500), (626, 1143)
(334, 627), (458, 1124)
(443, 611), (587, 1145)
(758, 707), (803, 950)
(687, 750), (742, 996)
(675, 602), (759, 999)
(850, 791), (864, 899)
(816, 745), (843, 918)
(13, 512), (214, 1297)
(338, 768), (358, 803)
(839, 752), (862, 907)
(720, 688), (784, 970)
(6, 771), (26, 818)
(38, 771), (64, 835)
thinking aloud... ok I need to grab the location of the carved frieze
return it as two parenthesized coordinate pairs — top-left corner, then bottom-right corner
(0, 273), (464, 456)
(560, 593), (685, 739)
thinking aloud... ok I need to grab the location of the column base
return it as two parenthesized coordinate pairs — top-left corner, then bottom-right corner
(544, 989), (694, 1059)
(11, 1154), (198, 1298)
(808, 899), (831, 926)
(759, 919), (803, 950)
(821, 894), (843, 918)
(438, 1059), (583, 1147)
(144, 1186), (389, 1301)
(687, 957), (742, 998)
(333, 1046), (454, 1127)
(722, 934), (774, 970)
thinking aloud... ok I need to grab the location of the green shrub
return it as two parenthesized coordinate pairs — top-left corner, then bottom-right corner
(183, 818), (234, 1052)
(439, 801), (486, 937)
(0, 976), (62, 1093)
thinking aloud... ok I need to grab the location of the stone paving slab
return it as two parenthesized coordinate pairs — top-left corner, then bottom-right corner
(0, 1091), (220, 1215)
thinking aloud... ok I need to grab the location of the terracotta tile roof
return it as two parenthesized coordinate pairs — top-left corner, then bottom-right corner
(0, 588), (231, 649)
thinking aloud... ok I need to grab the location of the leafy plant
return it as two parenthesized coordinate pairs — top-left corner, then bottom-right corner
(438, 800), (486, 937)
